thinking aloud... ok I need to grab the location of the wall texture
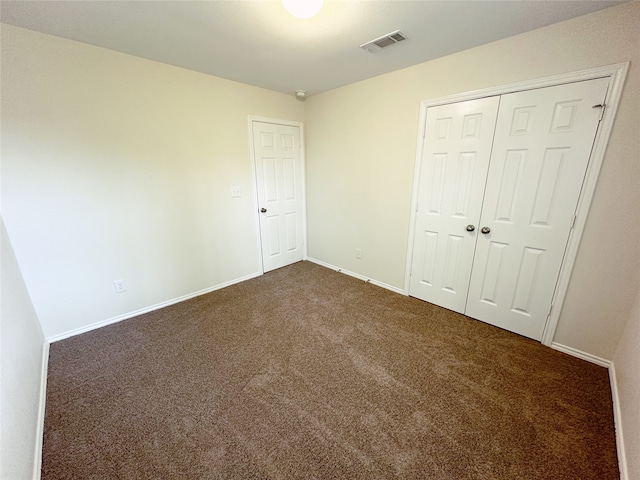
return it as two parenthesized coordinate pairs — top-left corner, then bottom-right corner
(2, 4), (639, 478)
(1, 25), (304, 339)
(1, 218), (46, 480)
(305, 1), (640, 362)
(614, 288), (640, 480)
(305, 6), (639, 473)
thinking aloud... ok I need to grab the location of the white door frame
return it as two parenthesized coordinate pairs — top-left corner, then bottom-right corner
(404, 62), (629, 346)
(248, 115), (307, 274)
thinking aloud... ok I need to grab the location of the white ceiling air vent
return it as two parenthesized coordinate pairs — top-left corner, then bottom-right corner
(360, 30), (407, 53)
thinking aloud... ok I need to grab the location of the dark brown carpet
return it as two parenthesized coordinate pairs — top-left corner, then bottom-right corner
(42, 261), (619, 479)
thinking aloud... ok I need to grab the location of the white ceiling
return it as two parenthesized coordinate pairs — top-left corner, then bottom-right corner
(0, 0), (625, 97)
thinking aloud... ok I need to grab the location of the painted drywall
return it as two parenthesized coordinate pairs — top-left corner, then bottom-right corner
(614, 287), (640, 480)
(1, 217), (46, 479)
(1, 6), (638, 478)
(305, 1), (640, 361)
(1, 25), (304, 338)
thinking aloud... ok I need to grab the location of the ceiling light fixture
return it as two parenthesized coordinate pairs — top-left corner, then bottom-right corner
(281, 0), (324, 19)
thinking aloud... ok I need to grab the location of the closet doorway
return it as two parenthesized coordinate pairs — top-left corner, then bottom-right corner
(406, 64), (627, 343)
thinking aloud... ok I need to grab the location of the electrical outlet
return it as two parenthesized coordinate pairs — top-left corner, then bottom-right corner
(113, 279), (127, 293)
(230, 186), (241, 198)
(356, 248), (362, 259)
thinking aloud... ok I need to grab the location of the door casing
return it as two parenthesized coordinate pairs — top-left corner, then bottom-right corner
(249, 116), (307, 274)
(405, 63), (629, 346)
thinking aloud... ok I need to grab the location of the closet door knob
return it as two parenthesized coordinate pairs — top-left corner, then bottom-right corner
(260, 208), (267, 213)
(481, 226), (491, 234)
(466, 225), (475, 232)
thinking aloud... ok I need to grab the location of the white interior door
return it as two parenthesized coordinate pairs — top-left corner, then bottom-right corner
(409, 97), (500, 313)
(465, 78), (609, 339)
(252, 121), (304, 272)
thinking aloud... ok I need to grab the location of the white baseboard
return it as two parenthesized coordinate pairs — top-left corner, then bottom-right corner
(36, 267), (630, 480)
(47, 271), (262, 343)
(305, 257), (405, 295)
(608, 362), (629, 480)
(551, 342), (627, 480)
(550, 342), (611, 368)
(33, 340), (49, 480)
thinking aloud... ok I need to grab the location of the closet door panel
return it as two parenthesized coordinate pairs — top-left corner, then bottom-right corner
(465, 78), (609, 340)
(409, 97), (499, 313)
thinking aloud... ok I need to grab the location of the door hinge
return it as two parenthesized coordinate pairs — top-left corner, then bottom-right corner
(592, 103), (606, 121)
(570, 214), (577, 229)
(547, 304), (553, 317)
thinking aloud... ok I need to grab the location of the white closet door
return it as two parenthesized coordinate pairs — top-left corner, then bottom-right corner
(465, 78), (609, 340)
(409, 97), (500, 313)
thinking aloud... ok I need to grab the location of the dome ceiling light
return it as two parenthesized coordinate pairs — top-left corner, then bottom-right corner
(281, 0), (324, 19)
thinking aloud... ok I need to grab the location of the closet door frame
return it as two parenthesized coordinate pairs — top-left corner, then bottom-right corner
(405, 62), (629, 346)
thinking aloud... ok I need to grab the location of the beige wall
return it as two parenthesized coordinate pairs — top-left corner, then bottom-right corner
(1, 25), (304, 338)
(2, 6), (639, 477)
(1, 218), (46, 479)
(4, 3), (635, 356)
(614, 286), (640, 480)
(305, 1), (640, 362)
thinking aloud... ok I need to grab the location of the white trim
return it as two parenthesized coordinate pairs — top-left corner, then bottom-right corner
(34, 267), (629, 479)
(415, 63), (628, 108)
(541, 62), (629, 346)
(248, 117), (266, 276)
(33, 340), (49, 480)
(306, 257), (405, 295)
(404, 100), (429, 295)
(609, 362), (629, 480)
(550, 343), (628, 480)
(248, 116), (308, 271)
(405, 63), (630, 347)
(47, 271), (262, 343)
(248, 115), (302, 127)
(550, 342), (611, 368)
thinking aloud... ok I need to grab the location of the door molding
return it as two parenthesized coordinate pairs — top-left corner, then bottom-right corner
(248, 116), (307, 274)
(404, 62), (629, 346)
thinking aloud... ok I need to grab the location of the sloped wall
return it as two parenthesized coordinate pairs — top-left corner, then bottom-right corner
(1, 218), (46, 479)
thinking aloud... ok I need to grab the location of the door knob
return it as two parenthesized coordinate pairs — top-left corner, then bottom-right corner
(466, 225), (475, 232)
(481, 226), (491, 234)
(260, 208), (267, 213)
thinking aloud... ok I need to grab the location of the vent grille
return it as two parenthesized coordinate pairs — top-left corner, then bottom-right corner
(360, 30), (407, 53)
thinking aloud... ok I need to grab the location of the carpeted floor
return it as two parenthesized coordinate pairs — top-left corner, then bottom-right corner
(42, 261), (619, 479)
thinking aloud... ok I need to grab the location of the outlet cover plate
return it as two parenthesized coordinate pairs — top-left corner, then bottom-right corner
(114, 279), (127, 293)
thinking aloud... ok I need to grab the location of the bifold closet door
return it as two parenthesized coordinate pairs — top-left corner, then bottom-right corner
(410, 77), (609, 341)
(408, 97), (500, 313)
(465, 78), (609, 340)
